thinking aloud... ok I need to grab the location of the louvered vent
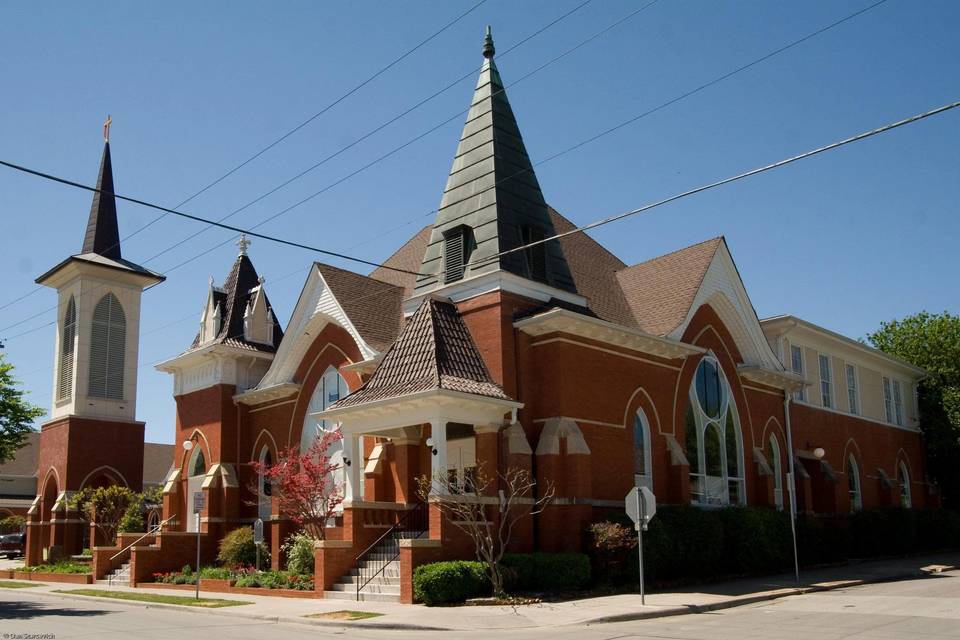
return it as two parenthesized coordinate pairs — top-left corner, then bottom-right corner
(443, 227), (469, 283)
(522, 226), (547, 281)
(57, 296), (76, 401)
(88, 292), (126, 400)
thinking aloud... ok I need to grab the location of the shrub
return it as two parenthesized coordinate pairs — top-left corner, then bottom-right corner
(915, 508), (960, 551)
(199, 566), (233, 580)
(850, 508), (916, 558)
(413, 561), (488, 605)
(281, 532), (316, 575)
(216, 527), (266, 568)
(118, 497), (145, 534)
(588, 521), (638, 585)
(502, 553), (590, 591)
(718, 507), (792, 574)
(24, 560), (91, 574)
(233, 569), (313, 591)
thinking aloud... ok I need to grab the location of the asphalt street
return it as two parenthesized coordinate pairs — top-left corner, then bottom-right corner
(1, 570), (958, 639)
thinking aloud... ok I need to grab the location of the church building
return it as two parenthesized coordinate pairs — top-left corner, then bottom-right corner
(27, 28), (933, 602)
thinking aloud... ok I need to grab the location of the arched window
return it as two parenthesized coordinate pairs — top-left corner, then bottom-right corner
(88, 293), (126, 399)
(847, 455), (862, 511)
(57, 296), (76, 401)
(768, 433), (784, 510)
(898, 462), (911, 509)
(300, 366), (349, 453)
(189, 447), (206, 478)
(686, 356), (745, 506)
(258, 446), (272, 520)
(633, 409), (652, 490)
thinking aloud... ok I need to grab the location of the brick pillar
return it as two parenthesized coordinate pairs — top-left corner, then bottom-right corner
(391, 440), (420, 504)
(474, 425), (500, 494)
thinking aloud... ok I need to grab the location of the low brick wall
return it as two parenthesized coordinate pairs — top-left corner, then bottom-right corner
(398, 539), (443, 604)
(12, 571), (93, 584)
(0, 569), (13, 579)
(130, 532), (219, 586)
(143, 579), (319, 599)
(314, 540), (357, 593)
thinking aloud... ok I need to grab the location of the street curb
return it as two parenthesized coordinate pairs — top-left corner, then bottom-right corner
(583, 564), (958, 626)
(8, 563), (956, 632)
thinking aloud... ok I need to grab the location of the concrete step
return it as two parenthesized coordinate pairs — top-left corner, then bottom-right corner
(336, 576), (401, 588)
(330, 582), (400, 595)
(348, 568), (400, 579)
(323, 590), (400, 603)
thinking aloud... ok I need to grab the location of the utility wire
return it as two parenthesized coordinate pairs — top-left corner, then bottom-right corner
(0, 0), (486, 311)
(347, 0), (892, 252)
(465, 100), (960, 269)
(157, 0), (660, 275)
(141, 0), (595, 265)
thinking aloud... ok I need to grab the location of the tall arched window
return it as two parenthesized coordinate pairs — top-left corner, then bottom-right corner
(88, 293), (126, 399)
(768, 433), (784, 510)
(686, 355), (745, 506)
(57, 296), (77, 401)
(633, 409), (652, 490)
(189, 447), (206, 478)
(258, 446), (272, 520)
(898, 462), (911, 508)
(186, 446), (206, 533)
(300, 366), (349, 453)
(847, 454), (862, 512)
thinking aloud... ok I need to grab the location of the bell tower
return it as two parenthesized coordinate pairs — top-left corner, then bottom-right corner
(26, 125), (165, 564)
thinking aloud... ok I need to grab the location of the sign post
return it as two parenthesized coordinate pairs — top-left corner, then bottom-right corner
(253, 518), (264, 571)
(625, 486), (656, 605)
(193, 492), (205, 600)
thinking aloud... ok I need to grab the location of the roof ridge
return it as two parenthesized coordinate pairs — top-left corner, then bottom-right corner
(317, 261), (402, 291)
(619, 236), (724, 273)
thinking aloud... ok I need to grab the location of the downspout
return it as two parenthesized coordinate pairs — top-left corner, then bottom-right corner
(784, 390), (800, 584)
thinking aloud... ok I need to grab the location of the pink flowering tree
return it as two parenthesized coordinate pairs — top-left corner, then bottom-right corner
(251, 431), (344, 540)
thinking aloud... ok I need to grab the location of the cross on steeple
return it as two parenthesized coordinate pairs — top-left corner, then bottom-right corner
(103, 115), (112, 142)
(237, 234), (251, 256)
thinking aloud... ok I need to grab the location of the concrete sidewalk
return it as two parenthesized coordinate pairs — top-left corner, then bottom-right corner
(7, 551), (958, 631)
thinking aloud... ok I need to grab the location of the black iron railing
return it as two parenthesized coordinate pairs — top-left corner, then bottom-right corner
(354, 502), (428, 600)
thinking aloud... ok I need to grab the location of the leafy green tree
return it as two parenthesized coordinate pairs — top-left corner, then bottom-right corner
(0, 353), (45, 464)
(70, 485), (137, 545)
(867, 311), (960, 506)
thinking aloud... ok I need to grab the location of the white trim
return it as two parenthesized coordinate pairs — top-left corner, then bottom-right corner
(529, 337), (683, 370)
(532, 416), (622, 429)
(404, 269), (587, 316)
(761, 315), (927, 377)
(516, 308), (703, 360)
(792, 397), (921, 432)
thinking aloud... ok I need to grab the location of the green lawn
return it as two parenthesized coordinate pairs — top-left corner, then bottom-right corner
(0, 581), (38, 589)
(52, 589), (250, 608)
(305, 610), (384, 621)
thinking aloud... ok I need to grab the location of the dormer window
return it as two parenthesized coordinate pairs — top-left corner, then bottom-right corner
(443, 226), (472, 284)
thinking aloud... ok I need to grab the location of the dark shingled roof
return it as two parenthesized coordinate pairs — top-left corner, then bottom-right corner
(329, 297), (511, 408)
(412, 29), (575, 297)
(315, 263), (404, 353)
(142, 442), (174, 486)
(190, 251), (284, 352)
(615, 237), (722, 336)
(368, 225), (432, 297)
(0, 432), (39, 477)
(82, 142), (122, 260)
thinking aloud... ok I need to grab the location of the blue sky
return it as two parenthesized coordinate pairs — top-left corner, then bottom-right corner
(1, 0), (957, 444)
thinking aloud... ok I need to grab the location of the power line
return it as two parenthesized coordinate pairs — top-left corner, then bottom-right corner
(465, 100), (960, 270)
(346, 0), (893, 253)
(140, 0), (595, 265)
(0, 1), (612, 341)
(156, 0), (660, 275)
(0, 0), (486, 311)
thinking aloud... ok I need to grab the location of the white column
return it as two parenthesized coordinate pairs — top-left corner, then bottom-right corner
(343, 434), (363, 503)
(430, 419), (448, 494)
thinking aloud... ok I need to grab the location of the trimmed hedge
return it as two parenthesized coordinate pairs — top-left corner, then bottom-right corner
(413, 553), (591, 604)
(413, 561), (487, 605)
(591, 505), (960, 586)
(502, 553), (591, 591)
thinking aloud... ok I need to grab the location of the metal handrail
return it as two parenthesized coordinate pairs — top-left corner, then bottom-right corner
(355, 502), (428, 600)
(109, 514), (176, 561)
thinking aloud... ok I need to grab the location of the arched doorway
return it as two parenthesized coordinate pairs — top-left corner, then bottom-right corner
(185, 446), (206, 533)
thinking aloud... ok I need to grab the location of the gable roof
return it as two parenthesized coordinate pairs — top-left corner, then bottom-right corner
(142, 442), (175, 486)
(190, 250), (284, 352)
(411, 28), (576, 298)
(329, 297), (511, 409)
(616, 237), (723, 336)
(315, 263), (404, 353)
(368, 225), (432, 297)
(0, 432), (39, 477)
